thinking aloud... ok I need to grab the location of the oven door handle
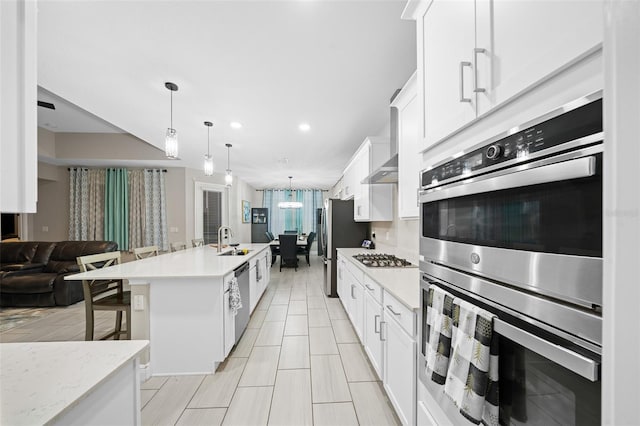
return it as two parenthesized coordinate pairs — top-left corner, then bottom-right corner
(493, 318), (599, 382)
(421, 155), (596, 203)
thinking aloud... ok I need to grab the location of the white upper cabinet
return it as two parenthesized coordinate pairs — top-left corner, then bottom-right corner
(1, 0), (38, 213)
(420, 0), (477, 147)
(393, 72), (420, 219)
(408, 0), (604, 151)
(477, 0), (603, 113)
(353, 137), (393, 222)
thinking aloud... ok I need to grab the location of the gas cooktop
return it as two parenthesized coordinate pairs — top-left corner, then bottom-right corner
(352, 253), (416, 268)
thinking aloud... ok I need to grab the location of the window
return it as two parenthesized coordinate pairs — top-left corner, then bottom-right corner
(194, 182), (228, 244)
(203, 190), (222, 244)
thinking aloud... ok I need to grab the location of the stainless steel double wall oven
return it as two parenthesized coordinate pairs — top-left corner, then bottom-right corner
(418, 92), (603, 425)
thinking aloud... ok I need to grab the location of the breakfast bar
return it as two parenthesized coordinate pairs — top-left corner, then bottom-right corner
(67, 244), (271, 377)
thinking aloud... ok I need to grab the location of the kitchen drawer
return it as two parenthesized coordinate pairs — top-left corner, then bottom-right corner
(345, 259), (364, 285)
(363, 275), (382, 305)
(383, 290), (416, 337)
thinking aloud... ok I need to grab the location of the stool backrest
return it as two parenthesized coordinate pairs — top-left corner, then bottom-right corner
(133, 245), (159, 259)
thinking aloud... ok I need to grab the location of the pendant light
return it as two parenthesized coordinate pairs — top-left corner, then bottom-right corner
(225, 143), (233, 187)
(203, 121), (214, 176)
(164, 82), (179, 158)
(278, 176), (303, 209)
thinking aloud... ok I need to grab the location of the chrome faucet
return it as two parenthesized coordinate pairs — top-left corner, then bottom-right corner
(217, 226), (233, 252)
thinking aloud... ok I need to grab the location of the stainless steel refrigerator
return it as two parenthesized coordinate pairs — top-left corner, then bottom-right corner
(321, 199), (369, 297)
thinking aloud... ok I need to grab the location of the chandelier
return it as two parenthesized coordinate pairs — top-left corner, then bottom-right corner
(278, 176), (303, 209)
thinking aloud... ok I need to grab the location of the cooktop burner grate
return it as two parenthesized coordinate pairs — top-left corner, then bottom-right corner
(352, 253), (416, 268)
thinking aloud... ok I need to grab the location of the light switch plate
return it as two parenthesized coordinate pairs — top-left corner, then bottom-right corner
(133, 295), (144, 311)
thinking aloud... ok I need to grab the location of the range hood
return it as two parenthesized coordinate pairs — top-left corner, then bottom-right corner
(361, 89), (400, 184)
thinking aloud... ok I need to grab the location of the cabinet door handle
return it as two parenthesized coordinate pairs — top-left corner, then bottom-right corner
(380, 321), (386, 341)
(365, 284), (374, 291)
(473, 48), (486, 93)
(357, 205), (362, 216)
(386, 304), (401, 316)
(459, 61), (472, 103)
(374, 314), (380, 333)
(351, 284), (355, 299)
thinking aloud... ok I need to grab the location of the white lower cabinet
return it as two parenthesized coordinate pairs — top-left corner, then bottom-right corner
(249, 260), (258, 312)
(417, 400), (438, 426)
(223, 272), (235, 357)
(382, 309), (417, 426)
(250, 248), (270, 313)
(341, 265), (365, 341)
(337, 254), (418, 425)
(363, 290), (383, 379)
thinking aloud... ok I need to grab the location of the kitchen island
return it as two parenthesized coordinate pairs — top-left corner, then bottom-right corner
(67, 244), (271, 377)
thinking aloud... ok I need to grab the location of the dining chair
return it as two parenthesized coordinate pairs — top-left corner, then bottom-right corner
(298, 231), (315, 266)
(170, 242), (187, 252)
(279, 234), (299, 271)
(192, 238), (204, 247)
(133, 245), (158, 260)
(77, 251), (130, 341)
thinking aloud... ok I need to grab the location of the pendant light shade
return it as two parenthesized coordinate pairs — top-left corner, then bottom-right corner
(225, 143), (233, 187)
(164, 82), (179, 158)
(203, 121), (214, 176)
(278, 176), (303, 209)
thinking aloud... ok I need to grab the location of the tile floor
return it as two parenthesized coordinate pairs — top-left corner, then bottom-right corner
(0, 253), (401, 425)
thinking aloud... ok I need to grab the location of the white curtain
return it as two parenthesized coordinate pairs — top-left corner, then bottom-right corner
(144, 169), (169, 251)
(263, 189), (323, 236)
(128, 170), (145, 250)
(69, 168), (104, 240)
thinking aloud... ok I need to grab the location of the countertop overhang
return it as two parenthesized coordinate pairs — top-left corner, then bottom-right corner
(66, 244), (271, 281)
(0, 340), (149, 425)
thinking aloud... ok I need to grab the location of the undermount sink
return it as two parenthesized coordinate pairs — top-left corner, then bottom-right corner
(218, 250), (251, 256)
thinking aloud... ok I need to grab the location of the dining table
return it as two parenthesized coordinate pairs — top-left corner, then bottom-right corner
(269, 235), (308, 265)
(269, 236), (308, 247)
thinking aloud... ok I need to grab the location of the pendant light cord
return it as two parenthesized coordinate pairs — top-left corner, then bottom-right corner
(170, 90), (173, 130)
(207, 125), (210, 156)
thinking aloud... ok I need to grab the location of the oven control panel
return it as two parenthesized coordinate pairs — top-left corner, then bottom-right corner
(421, 97), (602, 188)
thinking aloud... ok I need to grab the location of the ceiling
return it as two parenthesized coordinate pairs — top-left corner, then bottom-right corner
(37, 0), (416, 189)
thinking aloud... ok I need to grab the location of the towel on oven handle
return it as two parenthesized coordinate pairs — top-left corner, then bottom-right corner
(425, 285), (455, 385)
(445, 298), (499, 426)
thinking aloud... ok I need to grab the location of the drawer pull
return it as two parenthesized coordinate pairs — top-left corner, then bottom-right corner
(386, 304), (401, 316)
(365, 284), (375, 291)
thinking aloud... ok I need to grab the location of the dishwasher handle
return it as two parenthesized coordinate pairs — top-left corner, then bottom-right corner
(234, 262), (250, 276)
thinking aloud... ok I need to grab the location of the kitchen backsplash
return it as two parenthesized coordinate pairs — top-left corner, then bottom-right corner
(370, 186), (419, 264)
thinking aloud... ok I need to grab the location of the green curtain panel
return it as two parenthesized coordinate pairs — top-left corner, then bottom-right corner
(104, 168), (129, 250)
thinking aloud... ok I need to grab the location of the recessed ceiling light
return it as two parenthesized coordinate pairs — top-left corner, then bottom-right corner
(230, 122), (242, 129)
(299, 123), (311, 132)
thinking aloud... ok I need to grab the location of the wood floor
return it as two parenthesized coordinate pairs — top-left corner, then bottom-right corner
(0, 253), (401, 425)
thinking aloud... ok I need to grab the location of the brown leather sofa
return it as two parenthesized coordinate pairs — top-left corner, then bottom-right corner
(0, 241), (118, 307)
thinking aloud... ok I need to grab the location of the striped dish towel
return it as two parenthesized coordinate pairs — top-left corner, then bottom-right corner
(425, 285), (455, 385)
(444, 298), (499, 426)
(229, 276), (242, 315)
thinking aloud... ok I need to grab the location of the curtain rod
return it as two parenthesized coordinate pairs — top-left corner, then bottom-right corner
(68, 168), (167, 172)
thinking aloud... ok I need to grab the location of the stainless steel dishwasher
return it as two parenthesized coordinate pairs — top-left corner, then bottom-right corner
(234, 262), (250, 344)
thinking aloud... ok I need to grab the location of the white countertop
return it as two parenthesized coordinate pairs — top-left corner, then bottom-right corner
(336, 248), (420, 310)
(66, 244), (271, 281)
(0, 340), (149, 426)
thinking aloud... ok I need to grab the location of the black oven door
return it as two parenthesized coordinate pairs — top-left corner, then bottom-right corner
(420, 145), (603, 309)
(419, 275), (601, 426)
